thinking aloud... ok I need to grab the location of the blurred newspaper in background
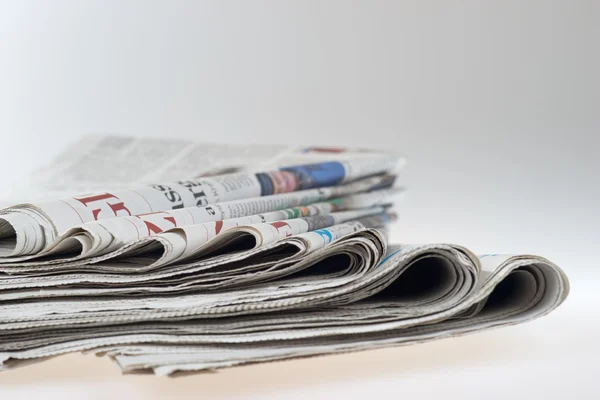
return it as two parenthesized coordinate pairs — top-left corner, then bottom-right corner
(24, 134), (405, 199)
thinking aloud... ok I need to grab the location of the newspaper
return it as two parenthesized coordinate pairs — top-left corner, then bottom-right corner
(0, 234), (568, 375)
(16, 134), (405, 200)
(0, 134), (569, 376)
(0, 181), (400, 266)
(0, 155), (401, 258)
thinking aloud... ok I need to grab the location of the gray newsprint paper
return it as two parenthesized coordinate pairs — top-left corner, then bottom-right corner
(0, 134), (568, 376)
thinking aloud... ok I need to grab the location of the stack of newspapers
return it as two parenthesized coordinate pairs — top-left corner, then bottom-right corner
(0, 136), (569, 376)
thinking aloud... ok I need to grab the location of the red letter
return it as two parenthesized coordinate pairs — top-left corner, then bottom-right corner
(73, 193), (132, 220)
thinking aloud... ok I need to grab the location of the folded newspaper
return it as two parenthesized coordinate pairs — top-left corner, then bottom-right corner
(0, 135), (569, 376)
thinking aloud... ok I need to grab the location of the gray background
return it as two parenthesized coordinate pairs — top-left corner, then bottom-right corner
(0, 1), (598, 398)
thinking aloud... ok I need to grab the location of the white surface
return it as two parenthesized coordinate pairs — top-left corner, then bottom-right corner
(0, 1), (598, 399)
